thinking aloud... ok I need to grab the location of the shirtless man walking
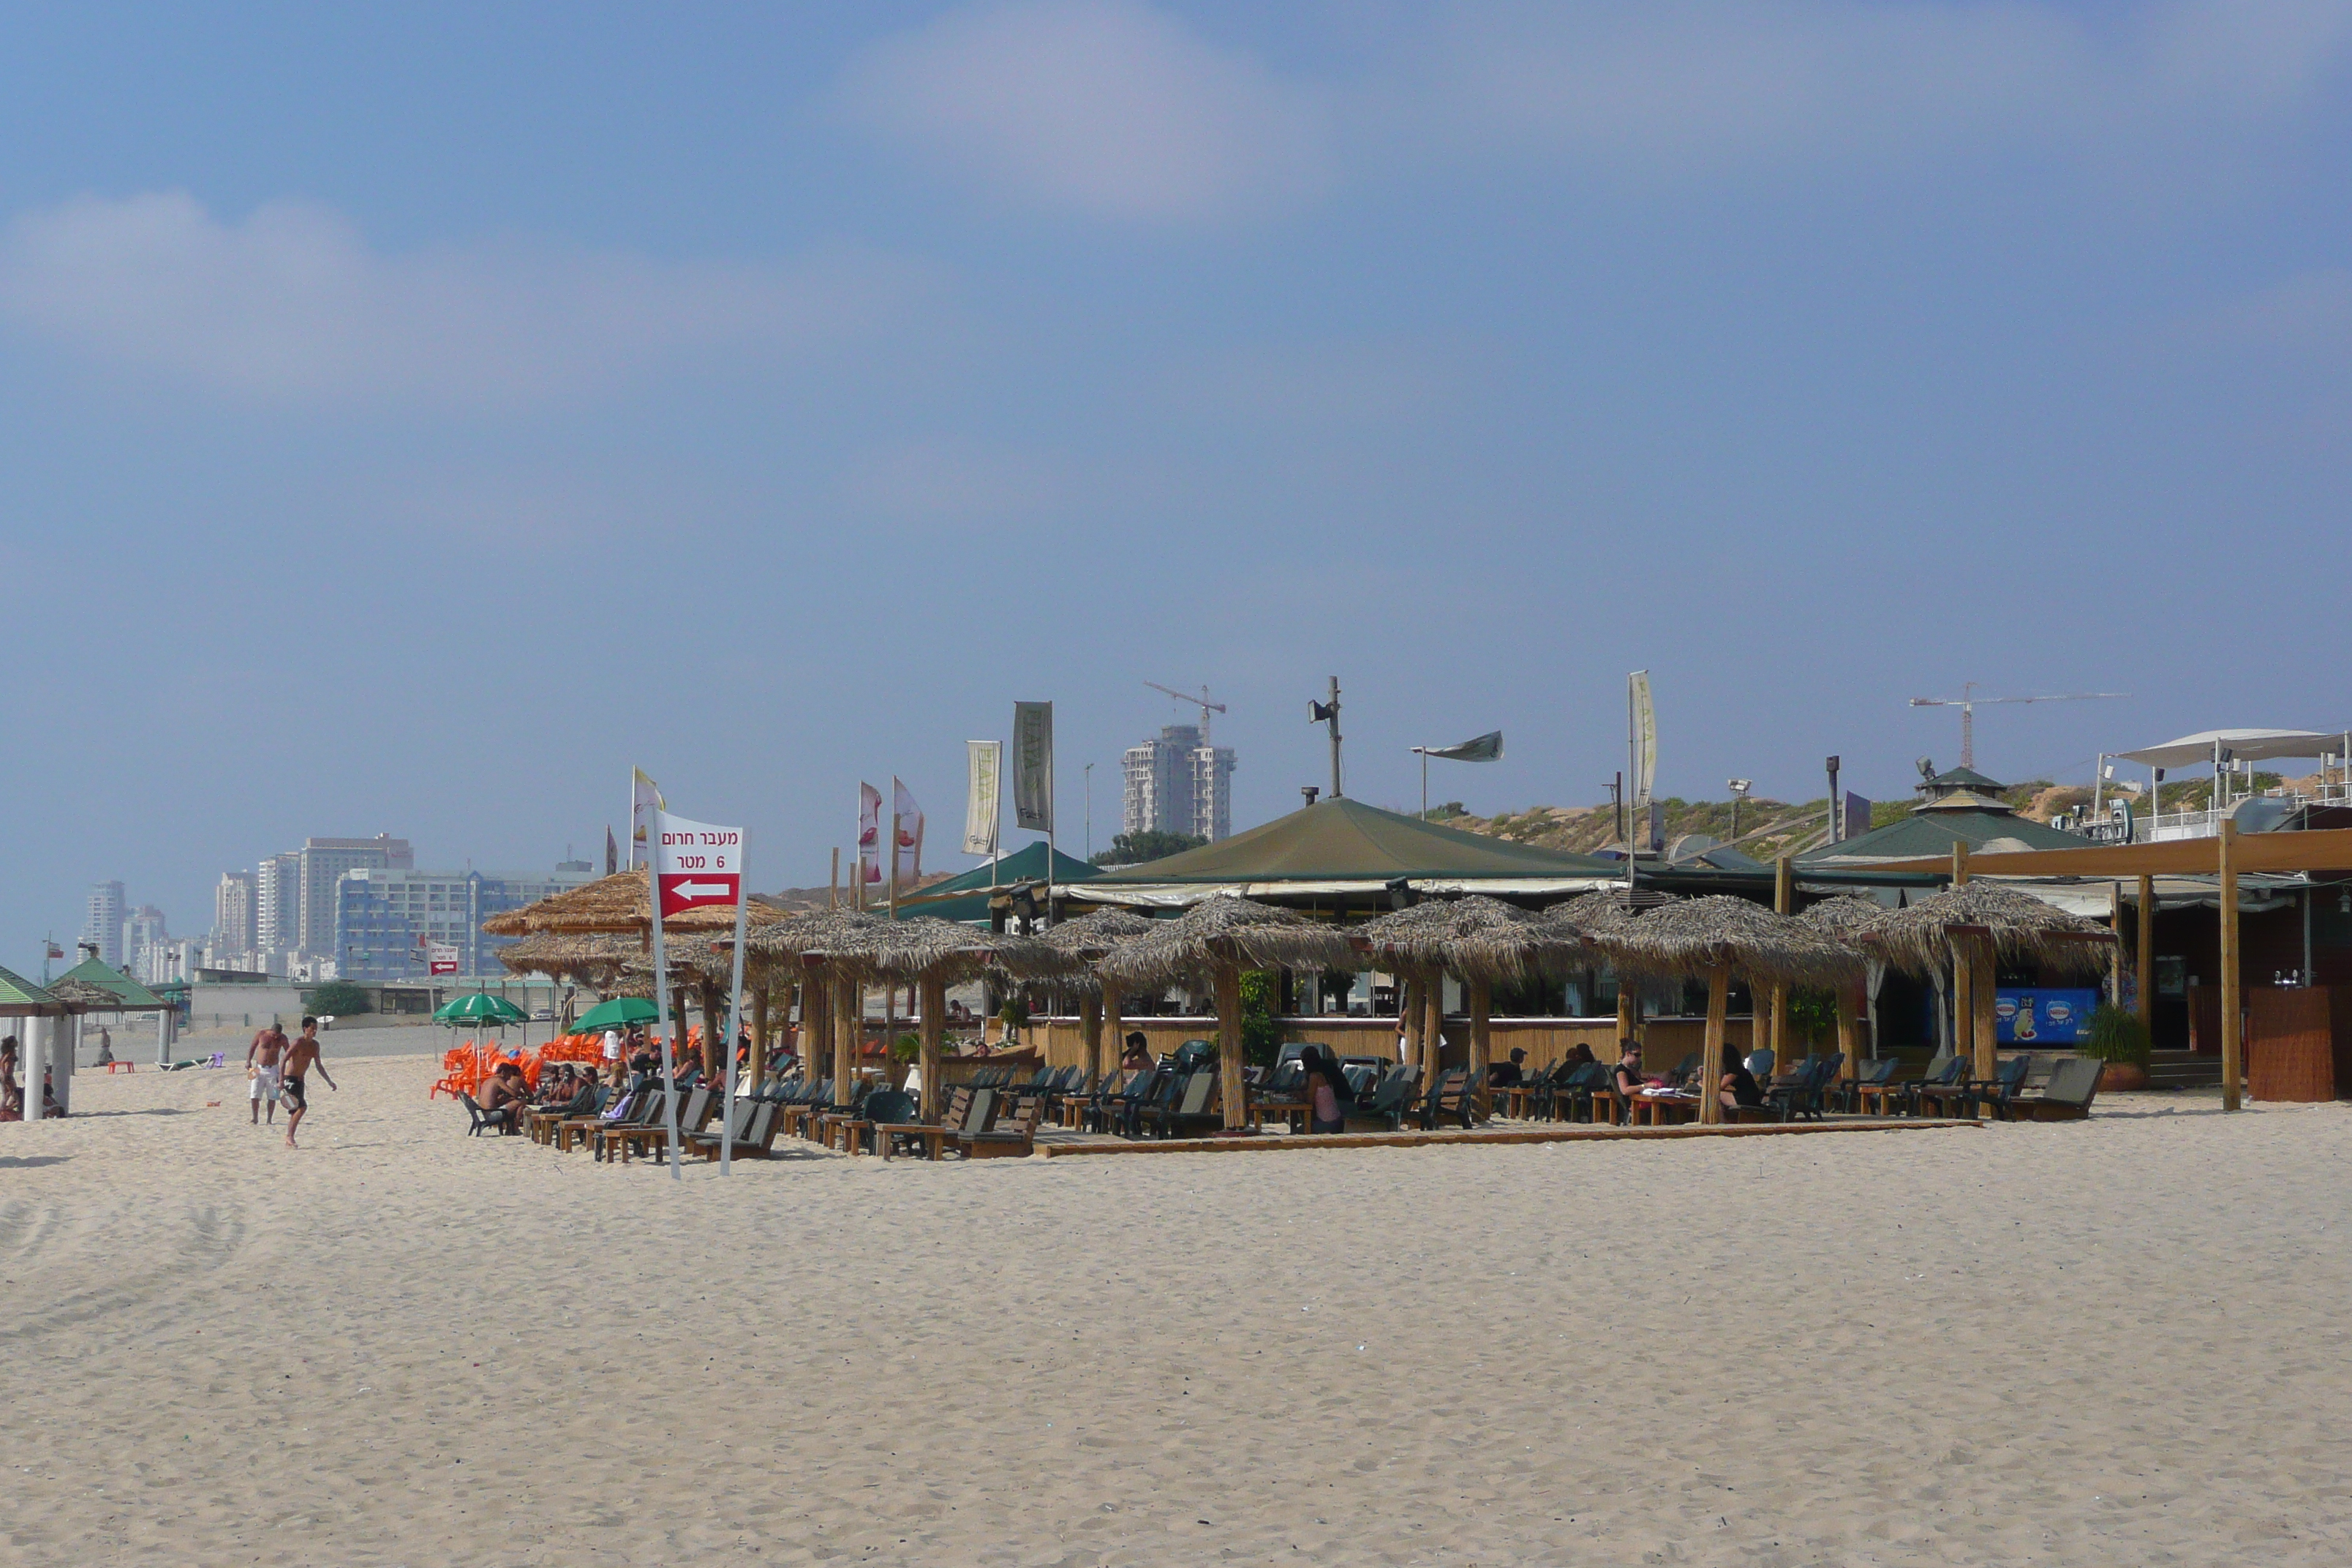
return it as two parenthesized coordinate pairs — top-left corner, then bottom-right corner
(247, 1023), (287, 1126)
(280, 1017), (336, 1149)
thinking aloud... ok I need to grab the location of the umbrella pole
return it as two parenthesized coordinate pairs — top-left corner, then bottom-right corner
(1401, 975), (1424, 1072)
(1834, 986), (1858, 1084)
(1468, 976), (1491, 1118)
(1970, 933), (1999, 1117)
(919, 977), (945, 1123)
(1215, 966), (1245, 1131)
(1104, 981), (1126, 1084)
(833, 976), (856, 1104)
(1700, 964), (1728, 1124)
(1425, 975), (1445, 1079)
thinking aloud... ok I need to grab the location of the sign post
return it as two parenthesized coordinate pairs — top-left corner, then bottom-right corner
(652, 804), (743, 1178)
(426, 943), (459, 978)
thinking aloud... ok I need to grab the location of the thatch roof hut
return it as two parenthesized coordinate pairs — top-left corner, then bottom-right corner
(1352, 897), (1599, 1103)
(1591, 895), (1863, 1123)
(1852, 881), (2115, 980)
(494, 932), (635, 988)
(45, 976), (118, 1012)
(1097, 896), (1355, 1131)
(480, 867), (785, 938)
(1794, 895), (1891, 1077)
(1030, 908), (1161, 1085)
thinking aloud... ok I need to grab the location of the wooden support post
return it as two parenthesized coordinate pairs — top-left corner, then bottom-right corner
(1616, 988), (1636, 1050)
(701, 981), (725, 1081)
(918, 976), (945, 1123)
(1080, 991), (1104, 1088)
(1770, 854), (1793, 1066)
(1215, 967), (1245, 1130)
(1834, 985), (1858, 1081)
(1402, 975), (1425, 1070)
(2220, 820), (2242, 1112)
(1426, 974), (1446, 1075)
(1951, 930), (1976, 1078)
(799, 979), (823, 1080)
(833, 976), (857, 1103)
(1104, 982), (1126, 1076)
(1468, 976), (1491, 1116)
(748, 984), (768, 1087)
(1952, 840), (1970, 887)
(2136, 873), (2156, 1034)
(1699, 964), (1728, 1124)
(1970, 934), (1999, 1117)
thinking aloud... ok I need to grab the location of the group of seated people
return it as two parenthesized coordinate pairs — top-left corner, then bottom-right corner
(0, 1036), (61, 1122)
(1482, 1039), (1773, 1118)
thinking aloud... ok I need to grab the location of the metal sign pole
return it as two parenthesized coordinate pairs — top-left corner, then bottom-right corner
(649, 812), (682, 1180)
(719, 829), (750, 1177)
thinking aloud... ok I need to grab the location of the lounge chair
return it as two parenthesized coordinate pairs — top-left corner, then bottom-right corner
(1964, 1055), (2033, 1120)
(1142, 1068), (1218, 1138)
(1998, 1056), (2104, 1121)
(1885, 1051), (1961, 1117)
(1417, 1067), (1478, 1130)
(601, 1085), (712, 1164)
(685, 1096), (759, 1158)
(1343, 1066), (1415, 1132)
(1839, 1058), (1900, 1115)
(692, 1100), (783, 1161)
(960, 1095), (1042, 1158)
(1764, 1053), (1844, 1121)
(876, 1085), (993, 1161)
(459, 1093), (517, 1137)
(838, 1089), (916, 1155)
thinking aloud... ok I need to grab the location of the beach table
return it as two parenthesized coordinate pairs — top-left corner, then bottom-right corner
(1632, 1090), (1700, 1126)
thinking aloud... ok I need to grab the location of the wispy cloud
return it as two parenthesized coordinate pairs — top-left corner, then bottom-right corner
(834, 0), (1330, 223)
(0, 191), (930, 406)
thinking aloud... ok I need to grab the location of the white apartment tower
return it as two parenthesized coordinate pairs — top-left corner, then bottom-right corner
(82, 881), (126, 968)
(295, 835), (412, 959)
(255, 853), (301, 960)
(1120, 724), (1238, 843)
(214, 870), (257, 954)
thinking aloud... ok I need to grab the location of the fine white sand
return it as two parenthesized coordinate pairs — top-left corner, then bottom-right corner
(4, 1056), (2349, 1567)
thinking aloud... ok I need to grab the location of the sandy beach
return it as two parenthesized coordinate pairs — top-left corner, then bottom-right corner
(4, 1056), (2348, 1567)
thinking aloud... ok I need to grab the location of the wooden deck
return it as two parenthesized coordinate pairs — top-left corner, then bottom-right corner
(1033, 1117), (1979, 1158)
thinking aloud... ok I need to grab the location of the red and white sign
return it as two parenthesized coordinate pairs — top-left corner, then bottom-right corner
(427, 943), (459, 977)
(654, 810), (743, 919)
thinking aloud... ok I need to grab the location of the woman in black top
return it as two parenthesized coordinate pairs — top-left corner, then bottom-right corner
(1719, 1046), (1767, 1116)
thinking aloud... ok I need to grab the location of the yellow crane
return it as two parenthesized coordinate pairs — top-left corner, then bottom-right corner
(1144, 681), (1225, 745)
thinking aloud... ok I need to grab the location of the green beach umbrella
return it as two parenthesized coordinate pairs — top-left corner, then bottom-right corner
(434, 992), (529, 1026)
(570, 996), (661, 1035)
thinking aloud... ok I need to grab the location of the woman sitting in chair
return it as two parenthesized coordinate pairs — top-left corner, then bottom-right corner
(1719, 1044), (1768, 1117)
(1302, 1044), (1351, 1134)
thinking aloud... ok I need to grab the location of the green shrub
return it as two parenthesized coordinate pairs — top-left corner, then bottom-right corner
(2078, 1003), (2152, 1065)
(890, 1033), (920, 1063)
(1784, 987), (1837, 1047)
(303, 981), (369, 1017)
(1238, 970), (1281, 1067)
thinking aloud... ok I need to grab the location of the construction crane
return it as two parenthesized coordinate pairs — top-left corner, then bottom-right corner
(1144, 681), (1225, 745)
(1908, 683), (2127, 770)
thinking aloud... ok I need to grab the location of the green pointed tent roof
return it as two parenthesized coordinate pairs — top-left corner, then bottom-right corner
(1924, 766), (2005, 793)
(48, 954), (167, 1011)
(1087, 796), (1621, 884)
(1798, 807), (2087, 866)
(894, 841), (1101, 922)
(0, 965), (59, 1017)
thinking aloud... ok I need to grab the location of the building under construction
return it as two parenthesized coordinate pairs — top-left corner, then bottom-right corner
(1123, 723), (1237, 842)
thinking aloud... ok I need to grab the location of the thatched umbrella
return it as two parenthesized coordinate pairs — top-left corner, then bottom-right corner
(1853, 882), (2117, 1094)
(1353, 897), (1594, 1105)
(1591, 896), (1862, 1124)
(1032, 909), (1158, 1086)
(1539, 889), (1679, 1046)
(1795, 895), (1888, 1078)
(480, 867), (784, 938)
(1096, 897), (1354, 1130)
(494, 932), (636, 1031)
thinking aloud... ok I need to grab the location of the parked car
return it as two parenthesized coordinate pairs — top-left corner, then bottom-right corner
(531, 1008), (554, 1022)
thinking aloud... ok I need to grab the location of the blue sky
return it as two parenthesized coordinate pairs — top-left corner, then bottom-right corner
(6, 1), (2351, 955)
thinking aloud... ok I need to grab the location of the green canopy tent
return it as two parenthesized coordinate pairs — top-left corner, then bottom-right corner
(48, 952), (170, 1070)
(570, 995), (662, 1036)
(434, 992), (529, 1027)
(0, 967), (61, 1118)
(893, 841), (1103, 924)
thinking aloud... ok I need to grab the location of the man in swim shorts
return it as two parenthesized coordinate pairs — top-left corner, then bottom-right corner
(247, 1023), (287, 1126)
(280, 1017), (336, 1148)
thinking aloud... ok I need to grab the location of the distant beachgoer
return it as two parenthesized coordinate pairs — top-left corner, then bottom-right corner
(248, 1025), (287, 1126)
(1720, 1046), (1766, 1116)
(602, 1029), (623, 1075)
(1304, 1045), (1349, 1134)
(280, 1017), (336, 1149)
(1120, 1032), (1151, 1073)
(1563, 1044), (1597, 1068)
(1613, 1041), (1646, 1102)
(1489, 1047), (1528, 1088)
(96, 1026), (113, 1065)
(1, 1037), (21, 1121)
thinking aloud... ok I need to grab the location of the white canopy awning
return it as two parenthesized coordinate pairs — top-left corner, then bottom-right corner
(2112, 728), (2344, 770)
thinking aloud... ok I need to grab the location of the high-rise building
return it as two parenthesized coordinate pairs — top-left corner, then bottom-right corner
(1120, 724), (1238, 843)
(333, 864), (595, 981)
(82, 881), (126, 968)
(295, 835), (412, 959)
(255, 853), (301, 961)
(214, 871), (257, 955)
(124, 905), (169, 982)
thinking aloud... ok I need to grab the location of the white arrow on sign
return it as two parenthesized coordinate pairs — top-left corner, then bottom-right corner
(670, 880), (734, 900)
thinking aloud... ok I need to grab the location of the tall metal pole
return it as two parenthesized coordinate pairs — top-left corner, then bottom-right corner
(1326, 676), (1343, 799)
(649, 819), (682, 1180)
(719, 830), (750, 1177)
(2220, 819), (2242, 1112)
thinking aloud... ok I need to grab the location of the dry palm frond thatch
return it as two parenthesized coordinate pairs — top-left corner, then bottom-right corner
(1019, 908), (1158, 998)
(1352, 895), (1588, 984)
(480, 867), (787, 938)
(1794, 894), (1891, 941)
(742, 909), (1052, 986)
(1096, 895), (1354, 991)
(1854, 881), (2116, 979)
(494, 931), (636, 986)
(47, 976), (119, 1011)
(1539, 887), (1678, 941)
(1593, 894), (1862, 988)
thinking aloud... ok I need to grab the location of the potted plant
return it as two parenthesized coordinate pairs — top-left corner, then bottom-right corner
(2076, 1003), (2153, 1091)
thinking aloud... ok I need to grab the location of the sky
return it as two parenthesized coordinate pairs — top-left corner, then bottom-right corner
(5, 1), (2351, 958)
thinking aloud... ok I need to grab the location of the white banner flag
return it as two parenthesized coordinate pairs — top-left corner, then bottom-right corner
(630, 768), (665, 867)
(892, 777), (924, 883)
(859, 782), (884, 883)
(1012, 701), (1054, 833)
(1628, 671), (1657, 812)
(963, 741), (1002, 857)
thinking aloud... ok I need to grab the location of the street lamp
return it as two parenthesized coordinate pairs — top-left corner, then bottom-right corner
(1727, 779), (1752, 842)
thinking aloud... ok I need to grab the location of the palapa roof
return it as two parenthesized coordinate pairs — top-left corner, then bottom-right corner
(1794, 894), (1891, 941)
(479, 867), (787, 936)
(1037, 907), (1158, 957)
(1538, 888), (1677, 938)
(1085, 797), (1620, 885)
(494, 931), (637, 985)
(1096, 895), (1357, 990)
(1590, 894), (1862, 988)
(49, 954), (167, 1011)
(1352, 895), (1591, 984)
(1851, 880), (2117, 979)
(47, 976), (121, 1011)
(743, 908), (1055, 985)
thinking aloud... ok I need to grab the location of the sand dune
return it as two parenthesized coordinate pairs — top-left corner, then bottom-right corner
(4, 1055), (2348, 1566)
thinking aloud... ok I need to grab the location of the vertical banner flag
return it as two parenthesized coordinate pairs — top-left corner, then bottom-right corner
(630, 769), (665, 867)
(859, 783), (884, 883)
(1012, 701), (1054, 832)
(892, 777), (924, 883)
(427, 943), (459, 977)
(605, 826), (619, 877)
(1628, 671), (1657, 813)
(963, 741), (1002, 856)
(653, 811), (743, 917)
